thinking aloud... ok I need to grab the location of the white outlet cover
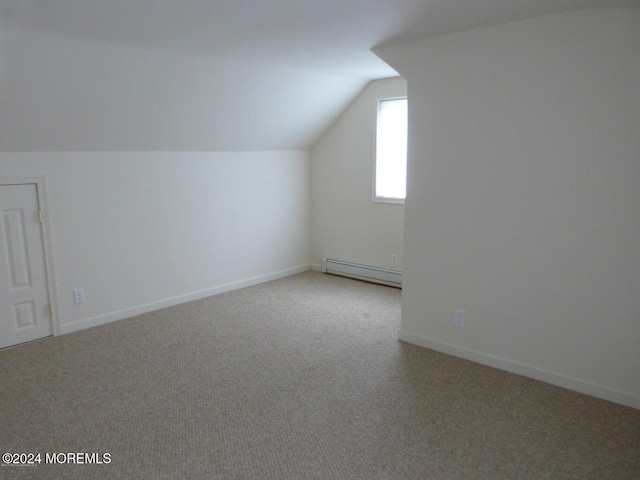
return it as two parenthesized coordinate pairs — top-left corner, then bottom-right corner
(73, 288), (86, 304)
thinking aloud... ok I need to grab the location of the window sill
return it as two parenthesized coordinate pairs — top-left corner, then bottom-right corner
(373, 197), (405, 205)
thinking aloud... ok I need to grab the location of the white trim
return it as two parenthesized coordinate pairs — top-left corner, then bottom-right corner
(372, 196), (405, 205)
(60, 264), (311, 335)
(397, 329), (640, 411)
(0, 175), (61, 338)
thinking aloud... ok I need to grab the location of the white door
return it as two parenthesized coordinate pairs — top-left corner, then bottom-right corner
(0, 184), (53, 348)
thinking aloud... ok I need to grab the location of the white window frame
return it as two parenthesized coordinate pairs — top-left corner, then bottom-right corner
(372, 95), (407, 205)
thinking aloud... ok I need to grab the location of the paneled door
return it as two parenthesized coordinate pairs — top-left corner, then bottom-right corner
(0, 184), (53, 349)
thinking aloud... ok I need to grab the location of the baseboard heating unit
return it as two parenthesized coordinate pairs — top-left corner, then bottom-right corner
(321, 257), (402, 288)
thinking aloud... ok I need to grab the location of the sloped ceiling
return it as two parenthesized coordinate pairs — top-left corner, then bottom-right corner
(1, 0), (638, 151)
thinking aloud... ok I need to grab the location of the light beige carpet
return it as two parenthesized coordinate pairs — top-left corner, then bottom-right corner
(1, 271), (638, 479)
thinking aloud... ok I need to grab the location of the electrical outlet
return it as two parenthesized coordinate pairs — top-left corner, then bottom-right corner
(454, 309), (465, 328)
(73, 288), (86, 305)
(391, 254), (399, 267)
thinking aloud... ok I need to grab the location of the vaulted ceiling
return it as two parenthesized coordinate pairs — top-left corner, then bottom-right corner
(1, 0), (638, 151)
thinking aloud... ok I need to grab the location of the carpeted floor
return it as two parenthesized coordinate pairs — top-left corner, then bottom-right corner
(1, 271), (638, 479)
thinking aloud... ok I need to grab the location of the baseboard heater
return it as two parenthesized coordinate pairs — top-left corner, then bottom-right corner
(322, 257), (402, 288)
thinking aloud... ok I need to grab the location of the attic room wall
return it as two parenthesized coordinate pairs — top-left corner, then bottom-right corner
(311, 77), (406, 271)
(0, 25), (364, 151)
(0, 25), (311, 332)
(0, 151), (310, 332)
(375, 9), (640, 408)
(0, 24), (6, 139)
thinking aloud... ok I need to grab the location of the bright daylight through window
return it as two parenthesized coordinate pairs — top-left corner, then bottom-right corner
(375, 97), (407, 202)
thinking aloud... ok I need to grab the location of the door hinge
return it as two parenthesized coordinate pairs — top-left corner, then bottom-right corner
(47, 304), (52, 317)
(38, 210), (43, 223)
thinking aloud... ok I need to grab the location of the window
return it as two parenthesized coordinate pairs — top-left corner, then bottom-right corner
(374, 97), (407, 203)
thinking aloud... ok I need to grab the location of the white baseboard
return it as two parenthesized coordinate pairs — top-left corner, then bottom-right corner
(397, 330), (640, 411)
(60, 264), (311, 335)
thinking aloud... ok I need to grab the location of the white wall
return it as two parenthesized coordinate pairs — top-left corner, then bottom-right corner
(0, 24), (366, 151)
(0, 151), (310, 332)
(0, 23), (315, 336)
(375, 9), (640, 408)
(0, 23), (7, 142)
(311, 77), (406, 270)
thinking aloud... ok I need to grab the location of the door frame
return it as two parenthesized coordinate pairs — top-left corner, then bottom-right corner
(0, 175), (60, 337)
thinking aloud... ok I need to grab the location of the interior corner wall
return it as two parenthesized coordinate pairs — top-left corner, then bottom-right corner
(0, 23), (7, 140)
(0, 151), (311, 332)
(311, 77), (406, 271)
(375, 9), (640, 409)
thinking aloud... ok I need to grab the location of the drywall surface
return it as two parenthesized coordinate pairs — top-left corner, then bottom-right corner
(0, 151), (310, 331)
(376, 9), (640, 408)
(311, 77), (406, 271)
(0, 23), (6, 142)
(0, 24), (365, 151)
